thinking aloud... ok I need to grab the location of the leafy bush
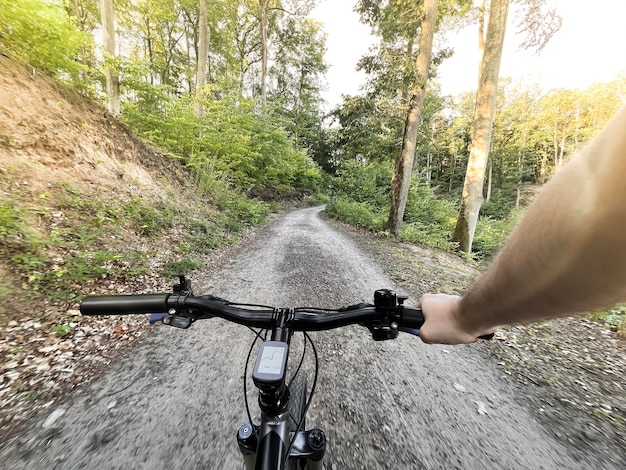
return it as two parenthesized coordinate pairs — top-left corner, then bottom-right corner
(123, 93), (321, 194)
(325, 197), (386, 230)
(331, 160), (392, 207)
(403, 183), (458, 228)
(0, 0), (89, 78)
(398, 223), (456, 251)
(307, 192), (330, 206)
(480, 189), (517, 219)
(225, 193), (269, 226)
(0, 201), (42, 254)
(472, 210), (522, 259)
(391, 182), (458, 250)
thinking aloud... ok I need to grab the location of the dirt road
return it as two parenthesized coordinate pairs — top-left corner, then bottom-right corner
(0, 207), (605, 469)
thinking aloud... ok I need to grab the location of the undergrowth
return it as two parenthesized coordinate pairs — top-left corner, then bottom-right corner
(0, 178), (269, 304)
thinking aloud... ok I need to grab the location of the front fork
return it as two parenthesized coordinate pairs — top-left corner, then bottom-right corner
(237, 422), (326, 470)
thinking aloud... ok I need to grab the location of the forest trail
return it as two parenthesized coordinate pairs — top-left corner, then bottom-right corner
(0, 206), (599, 470)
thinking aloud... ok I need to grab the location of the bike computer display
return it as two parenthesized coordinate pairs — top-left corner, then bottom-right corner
(252, 341), (288, 388)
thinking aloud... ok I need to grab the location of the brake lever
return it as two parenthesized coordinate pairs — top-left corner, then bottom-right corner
(149, 312), (196, 329)
(149, 313), (168, 324)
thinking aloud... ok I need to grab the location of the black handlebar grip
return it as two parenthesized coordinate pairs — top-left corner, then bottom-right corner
(402, 307), (494, 341)
(400, 307), (425, 329)
(80, 294), (170, 316)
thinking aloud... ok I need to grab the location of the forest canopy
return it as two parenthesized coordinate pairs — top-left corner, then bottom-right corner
(0, 0), (624, 258)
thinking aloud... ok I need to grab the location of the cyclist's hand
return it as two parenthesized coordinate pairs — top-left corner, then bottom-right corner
(418, 293), (493, 345)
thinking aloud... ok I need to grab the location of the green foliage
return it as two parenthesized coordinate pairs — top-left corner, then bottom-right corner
(403, 183), (457, 227)
(163, 258), (203, 277)
(0, 0), (90, 78)
(398, 224), (455, 251)
(0, 201), (42, 254)
(399, 183), (459, 250)
(13, 249), (122, 295)
(325, 197), (386, 231)
(123, 93), (321, 194)
(472, 210), (522, 260)
(123, 198), (176, 236)
(332, 160), (393, 207)
(0, 283), (11, 297)
(590, 307), (626, 337)
(480, 190), (517, 219)
(306, 192), (330, 206)
(51, 324), (72, 338)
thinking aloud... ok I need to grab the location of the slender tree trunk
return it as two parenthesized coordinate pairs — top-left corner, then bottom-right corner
(449, 151), (457, 193)
(100, 0), (120, 116)
(145, 18), (154, 85)
(196, 0), (209, 116)
(558, 135), (566, 170)
(260, 0), (269, 108)
(387, 0), (439, 234)
(553, 113), (559, 170)
(396, 37), (415, 146)
(477, 0), (486, 82)
(453, 0), (509, 252)
(516, 148), (524, 209)
(486, 161), (492, 201)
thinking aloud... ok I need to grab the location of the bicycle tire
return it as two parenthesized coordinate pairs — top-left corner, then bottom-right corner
(288, 369), (307, 431)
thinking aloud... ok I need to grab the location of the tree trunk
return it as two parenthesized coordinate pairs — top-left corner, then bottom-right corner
(516, 149), (524, 209)
(477, 0), (486, 82)
(196, 0), (209, 116)
(557, 135), (566, 170)
(145, 18), (154, 85)
(387, 0), (439, 235)
(453, 0), (509, 252)
(449, 151), (457, 193)
(486, 160), (492, 202)
(100, 0), (120, 116)
(260, 0), (269, 108)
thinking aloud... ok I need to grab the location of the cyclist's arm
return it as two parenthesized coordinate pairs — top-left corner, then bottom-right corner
(420, 104), (626, 344)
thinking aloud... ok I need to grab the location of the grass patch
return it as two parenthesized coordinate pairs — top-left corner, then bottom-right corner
(0, 283), (12, 297)
(0, 201), (43, 253)
(122, 197), (176, 236)
(50, 324), (72, 338)
(590, 307), (626, 337)
(163, 258), (203, 276)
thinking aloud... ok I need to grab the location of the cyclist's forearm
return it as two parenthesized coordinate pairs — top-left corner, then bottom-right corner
(458, 105), (626, 334)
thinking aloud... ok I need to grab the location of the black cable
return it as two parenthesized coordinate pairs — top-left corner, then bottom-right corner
(295, 307), (342, 312)
(243, 326), (265, 436)
(284, 331), (319, 465)
(228, 301), (275, 309)
(287, 331), (307, 428)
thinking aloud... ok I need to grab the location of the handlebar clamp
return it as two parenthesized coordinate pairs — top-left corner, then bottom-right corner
(366, 289), (403, 341)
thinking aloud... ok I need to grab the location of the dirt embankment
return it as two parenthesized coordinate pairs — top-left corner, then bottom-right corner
(0, 55), (217, 439)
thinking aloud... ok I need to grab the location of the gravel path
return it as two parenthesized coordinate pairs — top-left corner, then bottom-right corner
(0, 207), (602, 469)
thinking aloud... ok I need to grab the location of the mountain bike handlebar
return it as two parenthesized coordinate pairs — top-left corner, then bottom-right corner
(80, 292), (426, 331)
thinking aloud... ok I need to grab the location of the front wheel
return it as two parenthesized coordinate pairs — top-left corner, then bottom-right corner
(288, 369), (307, 432)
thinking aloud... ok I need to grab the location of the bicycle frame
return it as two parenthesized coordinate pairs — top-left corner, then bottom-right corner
(237, 307), (325, 470)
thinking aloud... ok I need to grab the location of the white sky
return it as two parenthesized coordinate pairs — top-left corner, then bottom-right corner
(310, 0), (626, 109)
